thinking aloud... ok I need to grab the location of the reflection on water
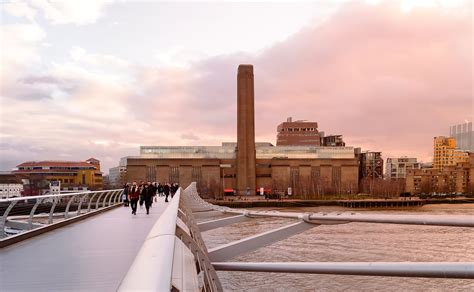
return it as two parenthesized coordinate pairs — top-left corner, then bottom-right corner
(201, 204), (474, 291)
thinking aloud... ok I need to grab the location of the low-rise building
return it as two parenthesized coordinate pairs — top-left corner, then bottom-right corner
(386, 157), (421, 179)
(126, 143), (359, 197)
(14, 158), (103, 191)
(109, 165), (127, 187)
(0, 183), (23, 199)
(406, 153), (474, 195)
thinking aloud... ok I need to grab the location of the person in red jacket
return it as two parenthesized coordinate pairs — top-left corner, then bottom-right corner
(128, 182), (140, 215)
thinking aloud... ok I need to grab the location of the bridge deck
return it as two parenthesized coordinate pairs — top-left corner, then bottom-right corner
(0, 197), (171, 291)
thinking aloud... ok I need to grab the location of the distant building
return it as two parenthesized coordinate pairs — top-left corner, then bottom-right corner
(0, 183), (23, 199)
(386, 157), (421, 179)
(421, 162), (433, 169)
(356, 149), (383, 179)
(450, 122), (473, 151)
(126, 143), (359, 197)
(276, 117), (321, 146)
(406, 153), (474, 195)
(14, 158), (103, 191)
(109, 165), (127, 187)
(321, 135), (346, 147)
(0, 171), (20, 184)
(125, 66), (360, 198)
(433, 136), (469, 169)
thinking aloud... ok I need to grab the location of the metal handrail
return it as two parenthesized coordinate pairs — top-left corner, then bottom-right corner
(187, 189), (474, 228)
(119, 188), (181, 291)
(0, 190), (117, 203)
(1, 189), (124, 239)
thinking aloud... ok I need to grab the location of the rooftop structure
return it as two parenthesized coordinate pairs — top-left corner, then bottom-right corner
(276, 117), (321, 146)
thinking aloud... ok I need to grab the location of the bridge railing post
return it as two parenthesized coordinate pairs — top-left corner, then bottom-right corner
(95, 191), (108, 210)
(0, 201), (18, 238)
(28, 198), (44, 230)
(64, 194), (79, 219)
(76, 193), (89, 216)
(87, 191), (100, 212)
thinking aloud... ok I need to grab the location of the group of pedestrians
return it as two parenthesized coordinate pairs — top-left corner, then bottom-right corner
(122, 182), (180, 216)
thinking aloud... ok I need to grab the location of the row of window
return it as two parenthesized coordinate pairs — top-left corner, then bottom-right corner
(281, 127), (317, 132)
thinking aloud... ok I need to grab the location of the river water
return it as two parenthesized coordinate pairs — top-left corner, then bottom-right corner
(200, 204), (474, 291)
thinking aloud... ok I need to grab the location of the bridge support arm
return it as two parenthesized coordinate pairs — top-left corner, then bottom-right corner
(212, 262), (474, 279)
(208, 221), (317, 262)
(198, 215), (248, 232)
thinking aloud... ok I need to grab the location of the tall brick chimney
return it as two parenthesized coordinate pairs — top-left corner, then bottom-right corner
(236, 65), (256, 195)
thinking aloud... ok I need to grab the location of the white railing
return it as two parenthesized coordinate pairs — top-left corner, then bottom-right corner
(0, 189), (124, 239)
(119, 186), (223, 291)
(119, 188), (180, 291)
(120, 183), (474, 292)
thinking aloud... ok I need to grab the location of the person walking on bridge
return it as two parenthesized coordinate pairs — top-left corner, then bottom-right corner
(122, 183), (129, 207)
(139, 181), (145, 209)
(163, 183), (170, 203)
(157, 182), (164, 197)
(171, 183), (179, 198)
(141, 183), (153, 215)
(128, 182), (140, 215)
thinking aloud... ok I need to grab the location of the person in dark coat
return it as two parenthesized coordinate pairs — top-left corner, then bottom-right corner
(171, 183), (179, 198)
(158, 183), (164, 197)
(128, 182), (140, 215)
(150, 182), (157, 206)
(141, 183), (154, 215)
(139, 181), (145, 208)
(122, 183), (129, 207)
(163, 183), (170, 203)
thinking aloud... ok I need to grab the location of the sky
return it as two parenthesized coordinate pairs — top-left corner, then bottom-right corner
(0, 0), (472, 174)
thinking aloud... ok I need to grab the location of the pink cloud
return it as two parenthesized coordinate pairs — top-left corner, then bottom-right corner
(1, 1), (472, 172)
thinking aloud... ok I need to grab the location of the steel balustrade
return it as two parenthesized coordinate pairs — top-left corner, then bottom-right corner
(27, 198), (43, 229)
(181, 182), (474, 282)
(0, 189), (123, 239)
(119, 186), (224, 292)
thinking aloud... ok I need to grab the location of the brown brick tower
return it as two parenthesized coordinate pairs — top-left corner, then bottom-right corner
(236, 65), (256, 195)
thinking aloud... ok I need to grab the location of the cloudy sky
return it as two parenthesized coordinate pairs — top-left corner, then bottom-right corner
(1, 0), (472, 173)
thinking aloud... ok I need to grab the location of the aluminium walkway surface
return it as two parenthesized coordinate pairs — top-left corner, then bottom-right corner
(0, 196), (173, 291)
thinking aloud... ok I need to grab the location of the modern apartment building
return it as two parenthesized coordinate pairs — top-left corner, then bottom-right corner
(386, 157), (421, 179)
(109, 165), (127, 187)
(433, 136), (469, 169)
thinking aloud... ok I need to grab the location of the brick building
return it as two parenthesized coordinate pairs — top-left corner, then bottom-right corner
(276, 117), (321, 146)
(386, 157), (421, 179)
(125, 65), (359, 197)
(406, 153), (474, 195)
(14, 158), (103, 191)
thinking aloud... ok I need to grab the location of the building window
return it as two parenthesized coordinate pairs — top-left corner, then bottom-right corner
(332, 167), (341, 189)
(170, 167), (179, 184)
(290, 167), (299, 190)
(192, 167), (202, 190)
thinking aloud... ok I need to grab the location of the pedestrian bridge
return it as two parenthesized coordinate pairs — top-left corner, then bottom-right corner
(1, 183), (473, 291)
